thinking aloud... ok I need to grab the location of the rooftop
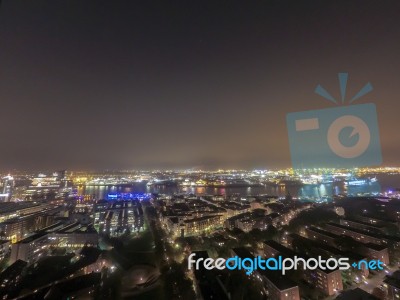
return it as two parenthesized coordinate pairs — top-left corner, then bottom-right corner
(184, 215), (221, 223)
(263, 240), (338, 274)
(231, 247), (298, 291)
(289, 233), (365, 261)
(327, 222), (400, 242)
(364, 242), (388, 251)
(17, 232), (47, 244)
(336, 288), (379, 300)
(384, 275), (400, 289)
(342, 218), (385, 228)
(0, 202), (41, 215)
(307, 226), (340, 239)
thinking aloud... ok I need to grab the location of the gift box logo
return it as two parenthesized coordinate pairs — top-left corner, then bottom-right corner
(287, 73), (382, 169)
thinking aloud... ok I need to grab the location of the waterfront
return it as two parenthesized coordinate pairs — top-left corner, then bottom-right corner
(77, 174), (400, 201)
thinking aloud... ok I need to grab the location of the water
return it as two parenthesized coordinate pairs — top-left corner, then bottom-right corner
(77, 174), (400, 200)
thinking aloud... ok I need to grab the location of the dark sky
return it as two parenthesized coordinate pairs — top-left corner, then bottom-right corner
(0, 0), (399, 171)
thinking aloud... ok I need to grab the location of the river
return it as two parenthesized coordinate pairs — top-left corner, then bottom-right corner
(76, 174), (400, 201)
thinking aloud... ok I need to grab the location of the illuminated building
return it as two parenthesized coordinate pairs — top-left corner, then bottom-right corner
(288, 233), (370, 278)
(353, 214), (400, 231)
(339, 218), (385, 234)
(30, 173), (62, 188)
(335, 288), (379, 300)
(218, 201), (250, 218)
(362, 243), (390, 265)
(0, 260), (27, 292)
(48, 222), (98, 249)
(0, 203), (61, 243)
(223, 212), (252, 231)
(9, 222), (98, 264)
(93, 200), (143, 236)
(232, 247), (300, 300)
(181, 215), (223, 237)
(306, 226), (390, 265)
(0, 212), (58, 243)
(164, 217), (180, 236)
(0, 202), (50, 223)
(0, 175), (14, 202)
(305, 226), (338, 246)
(160, 196), (233, 236)
(23, 172), (68, 198)
(263, 240), (343, 296)
(261, 270), (300, 300)
(236, 215), (268, 232)
(10, 232), (49, 264)
(0, 240), (10, 261)
(325, 222), (400, 248)
(191, 251), (230, 300)
(163, 214), (223, 237)
(384, 272), (400, 300)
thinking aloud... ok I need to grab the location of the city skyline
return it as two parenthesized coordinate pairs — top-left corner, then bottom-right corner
(0, 1), (400, 170)
(2, 2), (400, 299)
(1, 165), (400, 299)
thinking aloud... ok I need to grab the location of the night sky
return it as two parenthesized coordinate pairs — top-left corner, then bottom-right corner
(0, 1), (399, 171)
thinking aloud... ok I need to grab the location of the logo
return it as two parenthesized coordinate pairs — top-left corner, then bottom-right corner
(286, 73), (382, 169)
(188, 253), (384, 275)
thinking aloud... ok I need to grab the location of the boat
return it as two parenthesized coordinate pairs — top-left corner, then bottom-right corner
(345, 176), (378, 186)
(344, 178), (367, 186)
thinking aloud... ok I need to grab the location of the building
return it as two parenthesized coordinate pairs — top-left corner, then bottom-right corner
(326, 222), (382, 243)
(223, 212), (251, 230)
(383, 272), (400, 300)
(0, 202), (51, 222)
(340, 218), (385, 234)
(93, 200), (143, 236)
(0, 175), (14, 202)
(335, 288), (380, 300)
(49, 222), (98, 249)
(236, 217), (256, 232)
(0, 240), (10, 260)
(232, 247), (300, 300)
(0, 259), (27, 294)
(288, 233), (370, 279)
(325, 222), (400, 248)
(182, 215), (223, 237)
(263, 240), (343, 296)
(9, 221), (98, 264)
(216, 201), (250, 219)
(305, 226), (339, 246)
(0, 210), (58, 243)
(261, 269), (300, 300)
(353, 214), (400, 230)
(305, 226), (390, 266)
(191, 251), (230, 300)
(10, 232), (49, 264)
(362, 243), (390, 266)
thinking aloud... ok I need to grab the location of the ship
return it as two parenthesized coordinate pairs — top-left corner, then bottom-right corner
(344, 178), (367, 186)
(344, 176), (378, 186)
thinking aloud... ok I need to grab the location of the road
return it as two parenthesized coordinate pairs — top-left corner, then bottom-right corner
(358, 265), (397, 292)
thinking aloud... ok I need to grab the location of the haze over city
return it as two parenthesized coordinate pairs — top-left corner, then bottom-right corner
(3, 2), (400, 300)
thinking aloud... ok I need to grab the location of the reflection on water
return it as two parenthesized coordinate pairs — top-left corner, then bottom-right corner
(79, 181), (382, 201)
(75, 174), (400, 201)
(297, 181), (381, 201)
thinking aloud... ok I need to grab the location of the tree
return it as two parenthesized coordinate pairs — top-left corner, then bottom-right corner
(162, 262), (196, 299)
(287, 207), (339, 232)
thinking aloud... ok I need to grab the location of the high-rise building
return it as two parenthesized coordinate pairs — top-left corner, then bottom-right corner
(0, 175), (14, 202)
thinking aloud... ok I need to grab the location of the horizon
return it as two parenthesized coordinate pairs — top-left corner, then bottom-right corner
(3, 165), (400, 174)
